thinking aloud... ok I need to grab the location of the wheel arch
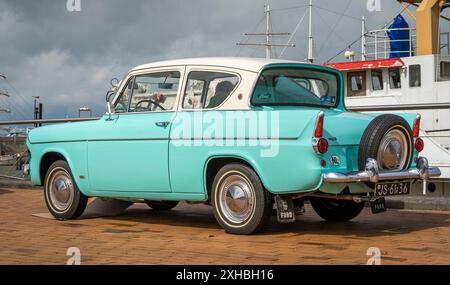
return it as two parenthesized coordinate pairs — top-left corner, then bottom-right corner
(40, 151), (67, 184)
(203, 155), (269, 201)
(36, 148), (82, 192)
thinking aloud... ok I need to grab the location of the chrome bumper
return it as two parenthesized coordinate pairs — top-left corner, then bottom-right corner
(323, 157), (441, 183)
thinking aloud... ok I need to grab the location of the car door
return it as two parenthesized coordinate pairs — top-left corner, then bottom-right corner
(87, 67), (184, 193)
(169, 69), (241, 194)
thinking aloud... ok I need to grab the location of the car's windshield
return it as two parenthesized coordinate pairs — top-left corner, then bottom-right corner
(251, 67), (339, 108)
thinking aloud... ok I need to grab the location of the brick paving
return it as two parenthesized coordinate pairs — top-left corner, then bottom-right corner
(0, 187), (449, 265)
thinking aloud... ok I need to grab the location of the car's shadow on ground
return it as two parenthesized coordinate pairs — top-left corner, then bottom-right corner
(263, 211), (450, 238)
(96, 203), (450, 237)
(99, 204), (220, 231)
(0, 189), (14, 195)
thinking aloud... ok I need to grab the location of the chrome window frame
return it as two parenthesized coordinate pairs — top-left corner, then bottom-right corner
(111, 66), (186, 115)
(178, 67), (242, 112)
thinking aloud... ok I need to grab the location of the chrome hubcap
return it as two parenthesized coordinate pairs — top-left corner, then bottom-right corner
(377, 129), (408, 170)
(219, 173), (255, 224)
(48, 169), (74, 212)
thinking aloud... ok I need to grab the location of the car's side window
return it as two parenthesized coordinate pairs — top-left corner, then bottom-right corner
(128, 71), (180, 112)
(182, 71), (239, 110)
(114, 71), (180, 113)
(114, 78), (134, 113)
(183, 77), (205, 109)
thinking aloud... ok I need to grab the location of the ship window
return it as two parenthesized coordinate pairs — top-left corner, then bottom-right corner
(389, 68), (401, 89)
(347, 72), (366, 97)
(440, 61), (450, 81)
(409, 64), (421, 87)
(371, 69), (384, 91)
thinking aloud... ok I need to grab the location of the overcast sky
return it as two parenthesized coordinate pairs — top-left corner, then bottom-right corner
(0, 0), (447, 120)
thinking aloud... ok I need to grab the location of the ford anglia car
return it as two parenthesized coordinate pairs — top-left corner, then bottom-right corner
(27, 57), (441, 234)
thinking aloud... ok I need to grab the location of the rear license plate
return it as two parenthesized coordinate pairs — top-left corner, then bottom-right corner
(375, 182), (411, 196)
(371, 197), (387, 214)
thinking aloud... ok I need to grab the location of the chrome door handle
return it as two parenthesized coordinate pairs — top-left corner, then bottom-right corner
(155, 121), (170, 128)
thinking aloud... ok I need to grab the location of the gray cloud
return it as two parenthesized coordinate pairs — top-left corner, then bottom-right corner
(0, 0), (445, 120)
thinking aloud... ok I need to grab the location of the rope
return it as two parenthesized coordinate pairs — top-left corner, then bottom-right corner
(314, 4), (361, 22)
(2, 78), (33, 120)
(236, 14), (266, 56)
(270, 5), (308, 13)
(325, 4), (410, 63)
(279, 9), (308, 59)
(316, 0), (353, 57)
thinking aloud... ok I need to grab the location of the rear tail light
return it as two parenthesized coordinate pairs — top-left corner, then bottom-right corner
(314, 111), (324, 138)
(314, 138), (329, 154)
(413, 114), (421, 138)
(415, 137), (424, 152)
(313, 112), (328, 154)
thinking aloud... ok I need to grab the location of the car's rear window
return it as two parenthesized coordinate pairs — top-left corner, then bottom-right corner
(251, 67), (339, 108)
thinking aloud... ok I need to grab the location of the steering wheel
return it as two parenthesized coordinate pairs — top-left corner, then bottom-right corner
(134, 99), (166, 112)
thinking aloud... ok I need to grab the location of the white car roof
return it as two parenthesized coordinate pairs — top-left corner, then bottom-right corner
(130, 57), (305, 73)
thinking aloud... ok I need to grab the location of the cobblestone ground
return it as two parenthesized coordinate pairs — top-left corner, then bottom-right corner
(0, 188), (449, 265)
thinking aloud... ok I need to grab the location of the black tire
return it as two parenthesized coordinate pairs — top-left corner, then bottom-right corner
(358, 114), (414, 188)
(310, 198), (365, 222)
(44, 160), (88, 220)
(358, 114), (413, 172)
(145, 201), (179, 211)
(211, 163), (272, 235)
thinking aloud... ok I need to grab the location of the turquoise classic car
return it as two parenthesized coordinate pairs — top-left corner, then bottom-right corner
(27, 57), (441, 234)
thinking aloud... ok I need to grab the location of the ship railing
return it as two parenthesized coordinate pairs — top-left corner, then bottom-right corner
(0, 103), (450, 181)
(362, 27), (449, 60)
(364, 27), (416, 60)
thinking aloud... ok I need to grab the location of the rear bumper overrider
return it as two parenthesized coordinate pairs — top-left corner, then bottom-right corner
(323, 157), (441, 183)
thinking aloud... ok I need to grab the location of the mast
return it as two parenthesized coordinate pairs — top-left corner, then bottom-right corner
(265, 5), (271, 59)
(361, 15), (366, 60)
(0, 74), (11, 114)
(236, 5), (295, 58)
(307, 0), (314, 63)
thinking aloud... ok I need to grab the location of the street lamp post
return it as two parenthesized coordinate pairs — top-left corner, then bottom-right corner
(32, 96), (40, 128)
(78, 107), (92, 118)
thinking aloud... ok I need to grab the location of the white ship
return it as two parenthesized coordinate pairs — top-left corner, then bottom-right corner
(322, 0), (450, 195)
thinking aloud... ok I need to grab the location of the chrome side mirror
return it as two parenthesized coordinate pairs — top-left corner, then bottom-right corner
(106, 101), (113, 114)
(105, 89), (116, 119)
(106, 101), (114, 120)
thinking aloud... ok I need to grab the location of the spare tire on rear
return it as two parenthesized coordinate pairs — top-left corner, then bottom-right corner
(358, 114), (414, 178)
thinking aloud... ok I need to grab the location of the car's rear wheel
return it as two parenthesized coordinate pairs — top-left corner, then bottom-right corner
(44, 160), (88, 220)
(146, 201), (179, 211)
(310, 198), (365, 222)
(211, 163), (272, 235)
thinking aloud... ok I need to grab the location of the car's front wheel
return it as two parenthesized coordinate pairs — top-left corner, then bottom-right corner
(211, 163), (272, 235)
(44, 160), (88, 220)
(310, 198), (365, 222)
